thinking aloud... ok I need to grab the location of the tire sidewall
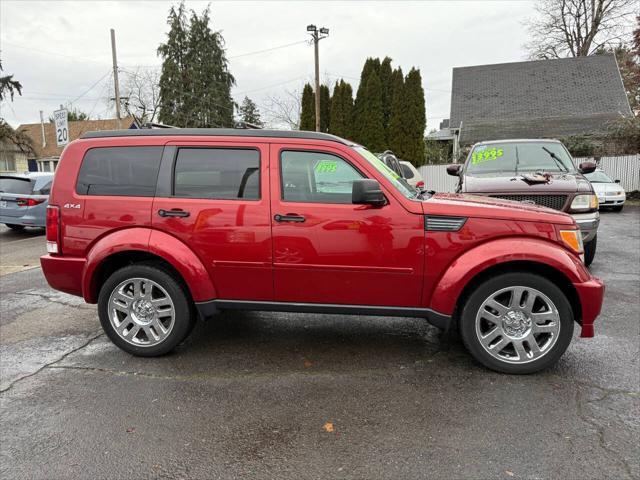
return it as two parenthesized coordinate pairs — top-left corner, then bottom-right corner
(459, 272), (574, 374)
(98, 264), (193, 356)
(584, 234), (597, 267)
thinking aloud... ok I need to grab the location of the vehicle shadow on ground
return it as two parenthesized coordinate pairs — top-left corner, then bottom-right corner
(0, 227), (45, 241)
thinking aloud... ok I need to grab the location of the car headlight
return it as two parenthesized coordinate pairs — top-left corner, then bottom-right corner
(570, 194), (598, 211)
(559, 229), (584, 254)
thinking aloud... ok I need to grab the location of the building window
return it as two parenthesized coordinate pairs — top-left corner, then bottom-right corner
(0, 154), (17, 172)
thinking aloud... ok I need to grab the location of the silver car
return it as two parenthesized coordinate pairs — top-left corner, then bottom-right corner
(0, 173), (54, 230)
(584, 169), (626, 212)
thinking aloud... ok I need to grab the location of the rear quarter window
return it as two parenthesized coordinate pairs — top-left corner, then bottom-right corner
(76, 146), (163, 196)
(173, 148), (260, 200)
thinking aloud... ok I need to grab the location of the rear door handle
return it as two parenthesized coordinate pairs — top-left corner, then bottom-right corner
(158, 209), (190, 218)
(274, 213), (305, 223)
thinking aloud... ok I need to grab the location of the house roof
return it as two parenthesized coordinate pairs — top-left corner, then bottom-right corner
(449, 54), (632, 145)
(17, 116), (135, 158)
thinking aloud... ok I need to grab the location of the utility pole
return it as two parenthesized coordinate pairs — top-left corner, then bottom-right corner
(306, 25), (329, 132)
(110, 28), (122, 128)
(39, 110), (46, 148)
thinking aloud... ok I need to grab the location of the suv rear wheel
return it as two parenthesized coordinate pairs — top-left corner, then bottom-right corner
(459, 272), (574, 374)
(98, 263), (194, 356)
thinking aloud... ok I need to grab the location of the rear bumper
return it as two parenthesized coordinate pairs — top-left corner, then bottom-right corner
(40, 255), (85, 298)
(0, 213), (45, 227)
(574, 276), (605, 337)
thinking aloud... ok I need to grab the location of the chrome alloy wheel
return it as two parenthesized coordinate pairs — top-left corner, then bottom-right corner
(107, 277), (175, 347)
(475, 286), (561, 364)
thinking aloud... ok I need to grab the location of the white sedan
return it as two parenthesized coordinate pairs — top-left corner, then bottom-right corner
(585, 169), (626, 212)
(399, 161), (425, 190)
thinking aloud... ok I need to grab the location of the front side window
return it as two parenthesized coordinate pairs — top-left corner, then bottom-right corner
(76, 146), (163, 196)
(173, 148), (260, 200)
(280, 150), (363, 203)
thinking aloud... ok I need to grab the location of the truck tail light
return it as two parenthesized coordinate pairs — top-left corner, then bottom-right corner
(17, 198), (45, 207)
(46, 205), (61, 254)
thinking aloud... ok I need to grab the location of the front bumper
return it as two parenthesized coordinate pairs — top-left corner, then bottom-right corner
(597, 193), (626, 208)
(574, 276), (605, 337)
(571, 210), (599, 243)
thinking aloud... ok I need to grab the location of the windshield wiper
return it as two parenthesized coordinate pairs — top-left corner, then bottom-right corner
(542, 147), (568, 172)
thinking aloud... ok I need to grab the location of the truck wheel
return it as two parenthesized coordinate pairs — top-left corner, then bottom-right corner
(98, 263), (195, 356)
(5, 224), (25, 231)
(459, 272), (574, 374)
(584, 234), (597, 267)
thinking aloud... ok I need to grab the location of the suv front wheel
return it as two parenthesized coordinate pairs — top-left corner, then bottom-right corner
(98, 263), (195, 356)
(459, 272), (574, 374)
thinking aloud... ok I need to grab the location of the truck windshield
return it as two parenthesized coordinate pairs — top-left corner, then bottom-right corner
(354, 147), (419, 200)
(466, 142), (576, 174)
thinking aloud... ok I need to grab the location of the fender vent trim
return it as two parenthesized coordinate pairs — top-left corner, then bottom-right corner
(425, 215), (467, 232)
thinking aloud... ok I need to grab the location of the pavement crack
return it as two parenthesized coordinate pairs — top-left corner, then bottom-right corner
(574, 384), (634, 478)
(0, 332), (104, 394)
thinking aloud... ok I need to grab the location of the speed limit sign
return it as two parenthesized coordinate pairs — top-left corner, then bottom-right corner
(53, 108), (69, 146)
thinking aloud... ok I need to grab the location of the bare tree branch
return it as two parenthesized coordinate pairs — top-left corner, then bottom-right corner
(262, 89), (301, 130)
(524, 0), (638, 59)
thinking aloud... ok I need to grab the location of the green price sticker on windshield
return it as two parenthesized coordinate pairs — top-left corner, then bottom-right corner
(472, 147), (503, 165)
(315, 160), (338, 173)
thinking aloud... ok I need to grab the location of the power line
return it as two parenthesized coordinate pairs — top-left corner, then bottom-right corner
(71, 71), (113, 104)
(228, 40), (308, 59)
(1, 41), (112, 65)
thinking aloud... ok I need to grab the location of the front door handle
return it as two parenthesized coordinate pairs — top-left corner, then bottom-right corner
(274, 213), (305, 223)
(158, 209), (190, 218)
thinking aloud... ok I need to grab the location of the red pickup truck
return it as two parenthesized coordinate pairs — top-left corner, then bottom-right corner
(40, 129), (604, 374)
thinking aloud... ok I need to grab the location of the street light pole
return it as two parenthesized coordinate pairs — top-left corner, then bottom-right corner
(307, 25), (329, 132)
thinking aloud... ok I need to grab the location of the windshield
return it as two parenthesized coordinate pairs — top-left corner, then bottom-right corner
(355, 147), (419, 200)
(0, 176), (33, 195)
(585, 171), (613, 183)
(466, 142), (576, 174)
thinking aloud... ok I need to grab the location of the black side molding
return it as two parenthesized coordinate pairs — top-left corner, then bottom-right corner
(195, 300), (451, 331)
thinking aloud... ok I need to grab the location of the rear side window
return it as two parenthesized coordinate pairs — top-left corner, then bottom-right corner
(76, 146), (163, 196)
(173, 148), (260, 200)
(400, 164), (414, 179)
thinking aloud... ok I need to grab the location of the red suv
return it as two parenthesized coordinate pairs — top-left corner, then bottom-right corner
(41, 129), (604, 374)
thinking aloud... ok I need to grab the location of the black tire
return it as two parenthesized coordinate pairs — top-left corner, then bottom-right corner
(5, 224), (25, 231)
(584, 234), (597, 267)
(459, 272), (574, 374)
(612, 205), (623, 212)
(98, 263), (195, 356)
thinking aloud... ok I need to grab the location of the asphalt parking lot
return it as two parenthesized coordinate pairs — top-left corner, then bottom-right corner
(1, 208), (638, 480)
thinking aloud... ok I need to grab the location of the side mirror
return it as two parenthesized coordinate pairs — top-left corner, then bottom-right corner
(352, 179), (386, 206)
(446, 164), (461, 176)
(615, 179), (621, 184)
(578, 161), (596, 174)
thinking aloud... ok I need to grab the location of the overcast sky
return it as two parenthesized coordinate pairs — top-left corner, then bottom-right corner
(1, 0), (537, 131)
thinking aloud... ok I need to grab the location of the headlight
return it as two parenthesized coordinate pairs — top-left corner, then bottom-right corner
(570, 194), (598, 211)
(559, 229), (584, 254)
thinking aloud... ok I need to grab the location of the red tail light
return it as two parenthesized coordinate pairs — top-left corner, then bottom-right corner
(17, 198), (45, 207)
(416, 181), (425, 188)
(46, 205), (61, 254)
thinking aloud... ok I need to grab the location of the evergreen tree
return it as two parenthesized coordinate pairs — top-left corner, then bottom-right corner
(237, 96), (263, 126)
(379, 57), (393, 140)
(328, 80), (354, 139)
(357, 71), (385, 152)
(319, 84), (331, 133)
(387, 67), (406, 157)
(403, 68), (426, 165)
(299, 83), (315, 131)
(157, 2), (235, 127)
(352, 57), (381, 144)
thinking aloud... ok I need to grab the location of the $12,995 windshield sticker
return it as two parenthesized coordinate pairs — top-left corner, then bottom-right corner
(472, 147), (504, 165)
